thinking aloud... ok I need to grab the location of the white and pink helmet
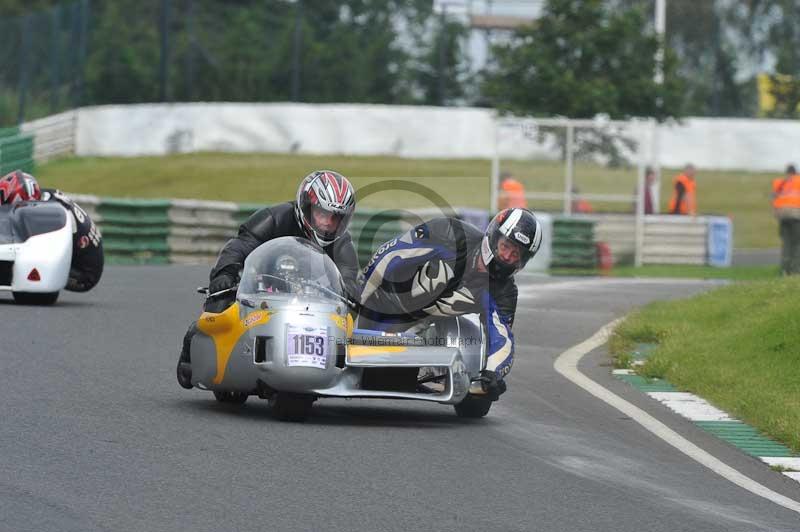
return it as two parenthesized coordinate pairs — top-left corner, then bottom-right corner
(295, 170), (356, 247)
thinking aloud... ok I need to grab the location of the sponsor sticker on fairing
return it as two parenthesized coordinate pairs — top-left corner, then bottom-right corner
(514, 231), (530, 245)
(243, 312), (264, 328)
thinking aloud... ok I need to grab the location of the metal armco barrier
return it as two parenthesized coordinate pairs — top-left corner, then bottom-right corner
(642, 215), (708, 265)
(168, 199), (240, 264)
(58, 194), (731, 269)
(564, 213), (726, 267)
(20, 110), (77, 163)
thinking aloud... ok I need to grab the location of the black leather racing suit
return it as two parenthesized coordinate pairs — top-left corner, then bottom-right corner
(359, 217), (518, 380)
(42, 189), (104, 292)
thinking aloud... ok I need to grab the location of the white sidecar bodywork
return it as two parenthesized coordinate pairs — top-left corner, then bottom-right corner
(0, 202), (72, 304)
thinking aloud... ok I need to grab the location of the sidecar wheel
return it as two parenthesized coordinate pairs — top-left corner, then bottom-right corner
(213, 391), (249, 405)
(13, 291), (59, 305)
(269, 392), (315, 422)
(454, 395), (492, 418)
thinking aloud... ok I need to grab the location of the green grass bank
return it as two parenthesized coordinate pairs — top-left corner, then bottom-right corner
(610, 276), (800, 452)
(36, 152), (783, 249)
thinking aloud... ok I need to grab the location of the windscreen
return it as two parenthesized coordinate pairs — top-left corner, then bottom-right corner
(10, 202), (68, 242)
(238, 236), (344, 303)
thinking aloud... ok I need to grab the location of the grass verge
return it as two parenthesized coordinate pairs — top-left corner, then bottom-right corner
(550, 264), (780, 281)
(37, 152), (783, 248)
(610, 276), (800, 453)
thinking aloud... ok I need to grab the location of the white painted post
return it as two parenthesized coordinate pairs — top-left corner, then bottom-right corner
(491, 118), (500, 213)
(652, 0), (666, 213)
(564, 122), (574, 215)
(635, 150), (646, 267)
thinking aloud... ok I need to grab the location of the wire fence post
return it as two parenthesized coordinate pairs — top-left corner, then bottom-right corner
(159, 0), (171, 102)
(76, 0), (89, 107)
(635, 131), (647, 267)
(291, 0), (303, 102)
(17, 15), (32, 125)
(50, 5), (62, 113)
(490, 117), (500, 214)
(563, 122), (574, 215)
(186, 0), (195, 101)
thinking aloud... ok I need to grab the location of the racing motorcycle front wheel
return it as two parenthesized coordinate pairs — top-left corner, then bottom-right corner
(269, 392), (315, 422)
(454, 395), (492, 418)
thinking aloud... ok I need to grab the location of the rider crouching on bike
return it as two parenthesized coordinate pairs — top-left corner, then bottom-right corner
(358, 208), (542, 400)
(0, 170), (104, 292)
(177, 170), (359, 389)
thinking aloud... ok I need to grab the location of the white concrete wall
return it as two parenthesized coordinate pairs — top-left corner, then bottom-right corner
(71, 103), (800, 172)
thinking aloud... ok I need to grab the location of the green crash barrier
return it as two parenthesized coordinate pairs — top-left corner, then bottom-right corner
(0, 126), (20, 139)
(551, 217), (597, 269)
(350, 209), (408, 267)
(97, 199), (171, 265)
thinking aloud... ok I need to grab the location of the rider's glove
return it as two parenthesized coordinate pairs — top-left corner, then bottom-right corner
(204, 273), (238, 313)
(478, 369), (507, 401)
(209, 272), (237, 297)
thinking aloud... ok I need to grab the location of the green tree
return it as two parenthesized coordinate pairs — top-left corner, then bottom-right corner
(412, 12), (471, 105)
(483, 0), (683, 120)
(733, 0), (800, 118)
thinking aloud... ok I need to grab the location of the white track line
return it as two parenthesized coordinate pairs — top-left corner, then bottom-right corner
(553, 319), (800, 515)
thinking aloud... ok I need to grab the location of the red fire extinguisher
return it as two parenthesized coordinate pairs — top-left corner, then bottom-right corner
(596, 242), (613, 273)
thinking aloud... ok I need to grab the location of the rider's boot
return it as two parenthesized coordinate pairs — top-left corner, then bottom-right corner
(176, 322), (197, 389)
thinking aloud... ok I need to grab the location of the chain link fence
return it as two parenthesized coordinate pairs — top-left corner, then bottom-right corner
(1, 0), (465, 127)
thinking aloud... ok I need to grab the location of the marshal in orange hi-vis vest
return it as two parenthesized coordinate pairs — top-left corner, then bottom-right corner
(498, 178), (528, 210)
(668, 173), (696, 215)
(772, 174), (800, 217)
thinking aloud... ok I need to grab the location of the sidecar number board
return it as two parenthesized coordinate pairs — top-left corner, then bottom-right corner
(286, 325), (328, 369)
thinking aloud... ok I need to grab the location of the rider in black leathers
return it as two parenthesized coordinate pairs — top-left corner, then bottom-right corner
(177, 170), (359, 389)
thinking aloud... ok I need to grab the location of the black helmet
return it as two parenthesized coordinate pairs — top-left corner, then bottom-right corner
(481, 208), (542, 280)
(295, 170), (356, 247)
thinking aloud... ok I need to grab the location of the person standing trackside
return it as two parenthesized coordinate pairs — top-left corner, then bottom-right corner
(497, 171), (528, 211)
(772, 164), (800, 275)
(668, 164), (697, 215)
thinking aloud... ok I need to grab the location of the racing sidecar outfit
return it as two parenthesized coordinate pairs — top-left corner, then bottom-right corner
(42, 189), (103, 292)
(359, 217), (518, 382)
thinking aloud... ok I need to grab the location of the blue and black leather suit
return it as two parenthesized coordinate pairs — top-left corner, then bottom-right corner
(358, 217), (518, 380)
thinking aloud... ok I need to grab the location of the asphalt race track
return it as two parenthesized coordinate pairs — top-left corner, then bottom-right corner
(2, 266), (799, 532)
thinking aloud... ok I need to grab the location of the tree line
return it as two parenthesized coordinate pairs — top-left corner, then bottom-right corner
(1, 0), (800, 125)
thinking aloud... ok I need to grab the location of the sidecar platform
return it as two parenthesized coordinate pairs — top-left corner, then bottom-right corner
(297, 342), (470, 404)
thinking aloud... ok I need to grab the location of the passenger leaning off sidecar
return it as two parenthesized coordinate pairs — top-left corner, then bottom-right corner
(176, 170), (359, 389)
(358, 208), (542, 400)
(0, 170), (104, 292)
